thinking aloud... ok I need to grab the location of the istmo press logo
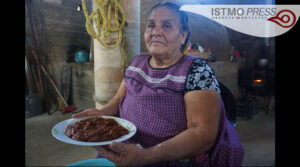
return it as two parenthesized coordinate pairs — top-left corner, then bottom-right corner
(180, 5), (300, 37)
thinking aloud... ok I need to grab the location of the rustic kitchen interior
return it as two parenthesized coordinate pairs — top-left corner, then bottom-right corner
(25, 0), (275, 166)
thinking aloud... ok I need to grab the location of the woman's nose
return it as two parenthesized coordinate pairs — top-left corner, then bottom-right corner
(152, 25), (163, 36)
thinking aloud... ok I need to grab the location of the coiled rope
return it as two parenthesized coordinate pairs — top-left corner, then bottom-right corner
(82, 0), (129, 73)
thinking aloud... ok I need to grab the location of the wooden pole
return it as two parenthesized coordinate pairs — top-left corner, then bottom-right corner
(26, 0), (51, 113)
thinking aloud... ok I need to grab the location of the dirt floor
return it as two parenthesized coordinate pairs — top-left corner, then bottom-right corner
(25, 107), (275, 166)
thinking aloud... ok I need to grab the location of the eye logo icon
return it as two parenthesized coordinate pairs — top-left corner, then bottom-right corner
(267, 9), (296, 28)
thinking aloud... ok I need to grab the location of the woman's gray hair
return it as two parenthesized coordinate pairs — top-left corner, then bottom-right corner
(147, 2), (190, 53)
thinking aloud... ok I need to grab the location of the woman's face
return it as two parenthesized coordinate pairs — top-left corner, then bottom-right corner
(144, 8), (187, 57)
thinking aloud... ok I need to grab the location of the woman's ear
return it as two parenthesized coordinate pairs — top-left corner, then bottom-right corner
(181, 31), (188, 45)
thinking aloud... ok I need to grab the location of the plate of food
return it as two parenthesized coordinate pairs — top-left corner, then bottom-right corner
(52, 116), (136, 146)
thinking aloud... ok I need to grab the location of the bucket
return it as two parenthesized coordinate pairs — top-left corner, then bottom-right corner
(67, 158), (115, 167)
(25, 94), (44, 118)
(75, 50), (89, 62)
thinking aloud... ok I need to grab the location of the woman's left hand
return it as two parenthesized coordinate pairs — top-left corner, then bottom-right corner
(94, 142), (147, 166)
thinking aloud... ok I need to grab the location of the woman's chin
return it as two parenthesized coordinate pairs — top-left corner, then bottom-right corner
(148, 47), (166, 55)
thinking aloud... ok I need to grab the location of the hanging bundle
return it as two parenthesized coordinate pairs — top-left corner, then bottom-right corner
(82, 0), (129, 73)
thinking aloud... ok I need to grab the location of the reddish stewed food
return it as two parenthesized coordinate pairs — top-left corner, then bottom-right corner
(65, 117), (129, 142)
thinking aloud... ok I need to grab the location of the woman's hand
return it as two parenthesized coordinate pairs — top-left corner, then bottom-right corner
(72, 108), (107, 118)
(94, 142), (148, 166)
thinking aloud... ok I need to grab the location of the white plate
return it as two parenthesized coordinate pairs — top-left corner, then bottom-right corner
(52, 116), (137, 146)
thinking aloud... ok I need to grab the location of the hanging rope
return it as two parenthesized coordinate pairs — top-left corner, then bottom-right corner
(81, 0), (129, 73)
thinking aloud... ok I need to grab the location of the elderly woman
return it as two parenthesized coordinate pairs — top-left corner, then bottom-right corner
(73, 2), (244, 167)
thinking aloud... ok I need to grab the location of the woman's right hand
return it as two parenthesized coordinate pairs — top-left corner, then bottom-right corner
(72, 108), (108, 118)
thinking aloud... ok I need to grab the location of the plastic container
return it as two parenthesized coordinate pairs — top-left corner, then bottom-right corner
(25, 94), (44, 118)
(67, 158), (115, 167)
(75, 50), (89, 62)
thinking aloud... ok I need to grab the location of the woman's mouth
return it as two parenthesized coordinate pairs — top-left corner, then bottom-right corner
(150, 41), (165, 45)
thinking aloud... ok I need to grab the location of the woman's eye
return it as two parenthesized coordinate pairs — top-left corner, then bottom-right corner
(163, 23), (171, 29)
(147, 23), (155, 29)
